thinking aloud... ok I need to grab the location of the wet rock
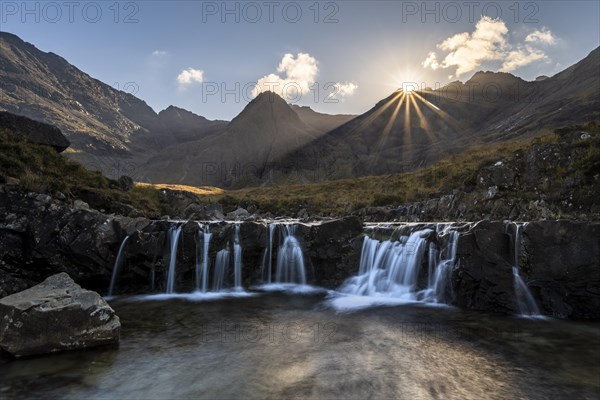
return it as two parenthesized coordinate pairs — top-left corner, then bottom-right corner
(73, 200), (89, 210)
(297, 208), (309, 219)
(226, 208), (249, 220)
(486, 186), (498, 199)
(0, 273), (120, 357)
(453, 221), (519, 314)
(524, 221), (600, 319)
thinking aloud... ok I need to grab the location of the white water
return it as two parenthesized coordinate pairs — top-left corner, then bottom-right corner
(261, 224), (276, 284)
(421, 225), (458, 303)
(108, 235), (130, 296)
(275, 224), (307, 284)
(213, 249), (230, 291)
(165, 225), (183, 294)
(332, 225), (459, 311)
(196, 224), (212, 292)
(233, 224), (243, 289)
(510, 223), (543, 317)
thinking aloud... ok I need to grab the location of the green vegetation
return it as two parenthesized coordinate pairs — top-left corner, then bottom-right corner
(2, 121), (597, 219)
(193, 122), (599, 216)
(0, 129), (169, 217)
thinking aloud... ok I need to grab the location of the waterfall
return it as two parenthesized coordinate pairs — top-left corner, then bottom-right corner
(335, 225), (459, 307)
(509, 223), (542, 317)
(261, 224), (276, 284)
(165, 224), (183, 294)
(213, 249), (230, 291)
(275, 224), (306, 284)
(340, 229), (430, 298)
(421, 225), (458, 303)
(233, 224), (243, 289)
(108, 235), (130, 297)
(196, 224), (212, 292)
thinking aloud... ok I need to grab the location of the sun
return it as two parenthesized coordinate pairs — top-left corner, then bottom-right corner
(388, 67), (424, 94)
(402, 83), (418, 93)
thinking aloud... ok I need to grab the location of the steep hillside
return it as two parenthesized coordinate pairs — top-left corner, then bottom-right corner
(143, 92), (320, 187)
(290, 105), (356, 133)
(265, 47), (600, 183)
(0, 32), (224, 177)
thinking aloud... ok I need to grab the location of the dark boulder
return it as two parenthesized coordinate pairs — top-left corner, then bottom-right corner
(0, 111), (70, 152)
(0, 273), (120, 357)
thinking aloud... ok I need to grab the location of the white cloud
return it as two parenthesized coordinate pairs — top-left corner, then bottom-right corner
(422, 52), (440, 70)
(525, 28), (556, 45)
(253, 53), (318, 100)
(438, 17), (508, 77)
(335, 82), (358, 97)
(152, 50), (167, 57)
(253, 53), (357, 101)
(177, 68), (204, 90)
(423, 17), (557, 76)
(500, 47), (546, 72)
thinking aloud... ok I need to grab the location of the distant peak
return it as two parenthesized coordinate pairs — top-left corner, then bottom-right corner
(253, 90), (286, 104)
(466, 70), (523, 85)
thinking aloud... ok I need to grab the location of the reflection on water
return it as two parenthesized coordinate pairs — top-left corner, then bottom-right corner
(1, 293), (599, 399)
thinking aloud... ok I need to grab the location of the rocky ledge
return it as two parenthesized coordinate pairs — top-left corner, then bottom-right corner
(0, 273), (120, 357)
(0, 186), (598, 320)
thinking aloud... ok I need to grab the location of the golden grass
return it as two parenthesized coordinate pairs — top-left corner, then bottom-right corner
(136, 182), (225, 196)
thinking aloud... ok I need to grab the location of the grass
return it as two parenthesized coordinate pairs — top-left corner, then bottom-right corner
(165, 122), (598, 216)
(187, 136), (553, 214)
(0, 129), (169, 217)
(136, 183), (224, 196)
(2, 121), (598, 218)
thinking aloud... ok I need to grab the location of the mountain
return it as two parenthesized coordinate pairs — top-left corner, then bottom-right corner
(148, 106), (227, 147)
(264, 47), (600, 183)
(0, 32), (224, 177)
(290, 105), (356, 133)
(143, 92), (321, 186)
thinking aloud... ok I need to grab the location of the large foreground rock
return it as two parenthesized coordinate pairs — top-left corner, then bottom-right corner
(0, 273), (120, 357)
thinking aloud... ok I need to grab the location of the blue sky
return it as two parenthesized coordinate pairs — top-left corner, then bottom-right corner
(2, 1), (599, 120)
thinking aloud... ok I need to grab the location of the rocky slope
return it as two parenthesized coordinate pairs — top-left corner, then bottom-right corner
(0, 32), (225, 178)
(290, 105), (356, 133)
(142, 92), (324, 187)
(265, 47), (600, 183)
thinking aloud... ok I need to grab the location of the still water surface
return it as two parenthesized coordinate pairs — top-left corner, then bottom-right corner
(1, 291), (599, 399)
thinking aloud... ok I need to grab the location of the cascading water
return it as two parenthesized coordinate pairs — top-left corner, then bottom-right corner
(196, 223), (212, 292)
(421, 225), (458, 303)
(275, 224), (307, 284)
(213, 249), (230, 291)
(108, 235), (130, 297)
(340, 229), (430, 299)
(233, 224), (242, 289)
(509, 223), (543, 317)
(165, 224), (183, 294)
(261, 224), (276, 284)
(334, 225), (459, 308)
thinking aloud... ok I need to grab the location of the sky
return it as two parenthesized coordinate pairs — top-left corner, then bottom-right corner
(1, 0), (599, 120)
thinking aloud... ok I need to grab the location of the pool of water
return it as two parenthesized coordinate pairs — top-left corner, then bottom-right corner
(1, 291), (599, 399)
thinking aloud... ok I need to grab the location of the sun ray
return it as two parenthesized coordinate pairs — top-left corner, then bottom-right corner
(412, 91), (467, 134)
(403, 93), (413, 169)
(370, 93), (406, 167)
(408, 94), (440, 153)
